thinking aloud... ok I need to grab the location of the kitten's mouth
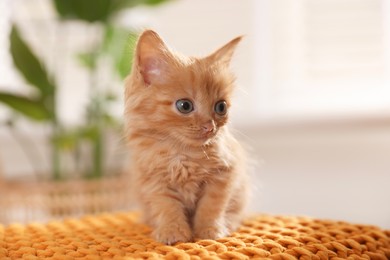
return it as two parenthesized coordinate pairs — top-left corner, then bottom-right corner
(195, 131), (216, 142)
(178, 131), (217, 146)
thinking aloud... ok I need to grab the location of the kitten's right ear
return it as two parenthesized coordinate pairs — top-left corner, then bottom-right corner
(206, 36), (243, 67)
(135, 30), (173, 86)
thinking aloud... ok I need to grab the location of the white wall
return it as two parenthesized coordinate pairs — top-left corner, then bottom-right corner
(238, 122), (390, 229)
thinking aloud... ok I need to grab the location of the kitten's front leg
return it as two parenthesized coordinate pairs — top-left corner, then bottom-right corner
(193, 180), (231, 240)
(143, 192), (192, 245)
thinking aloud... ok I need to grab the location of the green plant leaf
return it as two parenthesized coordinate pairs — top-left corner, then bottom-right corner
(141, 0), (171, 6)
(110, 0), (172, 12)
(76, 52), (97, 70)
(10, 25), (55, 97)
(103, 26), (137, 79)
(117, 32), (137, 79)
(0, 92), (51, 121)
(103, 113), (120, 126)
(104, 92), (117, 102)
(52, 131), (78, 151)
(53, 0), (172, 23)
(80, 126), (100, 140)
(53, 0), (111, 22)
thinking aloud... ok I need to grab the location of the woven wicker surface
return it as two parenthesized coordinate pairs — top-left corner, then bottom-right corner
(0, 177), (133, 225)
(0, 212), (389, 259)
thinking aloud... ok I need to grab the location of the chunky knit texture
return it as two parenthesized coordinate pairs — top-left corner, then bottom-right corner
(0, 212), (389, 259)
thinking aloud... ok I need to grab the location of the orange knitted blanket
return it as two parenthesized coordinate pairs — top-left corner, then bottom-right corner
(0, 212), (389, 259)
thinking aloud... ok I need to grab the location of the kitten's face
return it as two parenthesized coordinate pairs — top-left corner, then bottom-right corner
(147, 61), (233, 147)
(125, 31), (241, 147)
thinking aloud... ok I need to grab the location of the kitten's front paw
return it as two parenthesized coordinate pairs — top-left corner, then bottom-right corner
(194, 223), (229, 240)
(153, 222), (192, 245)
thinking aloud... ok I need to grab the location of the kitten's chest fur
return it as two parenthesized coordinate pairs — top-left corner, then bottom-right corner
(166, 146), (231, 206)
(131, 128), (240, 216)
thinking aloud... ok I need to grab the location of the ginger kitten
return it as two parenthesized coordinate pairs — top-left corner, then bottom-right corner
(124, 30), (248, 244)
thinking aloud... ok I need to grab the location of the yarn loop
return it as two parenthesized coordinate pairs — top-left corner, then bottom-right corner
(0, 213), (389, 259)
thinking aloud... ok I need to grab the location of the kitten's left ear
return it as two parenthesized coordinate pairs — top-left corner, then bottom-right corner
(135, 30), (174, 86)
(206, 36), (243, 66)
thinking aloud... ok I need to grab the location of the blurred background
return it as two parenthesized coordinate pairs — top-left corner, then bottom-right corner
(0, 0), (389, 228)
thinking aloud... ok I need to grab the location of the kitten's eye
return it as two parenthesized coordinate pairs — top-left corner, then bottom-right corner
(176, 99), (194, 114)
(214, 100), (227, 116)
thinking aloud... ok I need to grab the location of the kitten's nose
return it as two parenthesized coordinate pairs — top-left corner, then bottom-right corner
(201, 121), (215, 135)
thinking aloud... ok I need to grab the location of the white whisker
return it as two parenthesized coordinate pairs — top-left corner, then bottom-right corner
(230, 128), (254, 142)
(202, 147), (210, 160)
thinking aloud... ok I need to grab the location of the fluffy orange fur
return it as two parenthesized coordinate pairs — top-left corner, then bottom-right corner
(124, 30), (248, 245)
